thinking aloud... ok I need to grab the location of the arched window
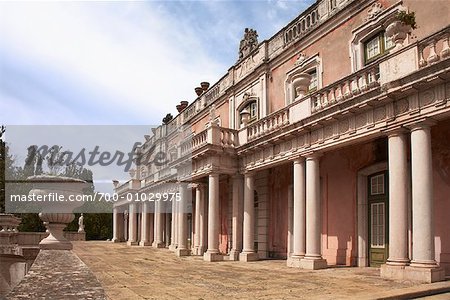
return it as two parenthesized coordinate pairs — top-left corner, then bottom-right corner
(237, 93), (259, 127)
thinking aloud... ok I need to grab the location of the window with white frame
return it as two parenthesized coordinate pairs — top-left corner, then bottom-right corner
(370, 174), (385, 195)
(350, 3), (405, 71)
(285, 54), (322, 104)
(364, 31), (394, 64)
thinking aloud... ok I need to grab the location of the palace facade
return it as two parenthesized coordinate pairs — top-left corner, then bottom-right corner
(112, 0), (450, 283)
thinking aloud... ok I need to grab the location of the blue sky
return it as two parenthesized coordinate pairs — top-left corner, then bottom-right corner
(0, 0), (314, 126)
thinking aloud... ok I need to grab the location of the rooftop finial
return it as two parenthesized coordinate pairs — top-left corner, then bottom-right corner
(238, 28), (258, 61)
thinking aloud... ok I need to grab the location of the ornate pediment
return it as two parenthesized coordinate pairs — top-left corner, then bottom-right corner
(365, 2), (384, 21)
(238, 28), (259, 61)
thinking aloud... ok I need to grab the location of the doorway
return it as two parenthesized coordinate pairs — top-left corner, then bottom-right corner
(368, 171), (389, 267)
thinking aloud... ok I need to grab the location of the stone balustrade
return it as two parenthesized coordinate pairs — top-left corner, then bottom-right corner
(418, 27), (450, 68)
(247, 108), (289, 141)
(284, 6), (320, 45)
(115, 181), (130, 194)
(192, 129), (207, 149)
(204, 84), (220, 105)
(220, 128), (238, 147)
(0, 214), (21, 233)
(311, 64), (380, 113)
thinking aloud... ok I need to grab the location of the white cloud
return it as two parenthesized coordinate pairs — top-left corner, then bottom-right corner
(0, 1), (314, 126)
(0, 1), (226, 125)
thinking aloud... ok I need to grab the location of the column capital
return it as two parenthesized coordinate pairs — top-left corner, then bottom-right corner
(243, 171), (255, 178)
(304, 151), (323, 160)
(291, 156), (305, 164)
(383, 126), (409, 137)
(231, 173), (244, 180)
(405, 118), (437, 132)
(208, 173), (220, 179)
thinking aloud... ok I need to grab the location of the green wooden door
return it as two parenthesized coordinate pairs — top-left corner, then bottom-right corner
(368, 171), (389, 267)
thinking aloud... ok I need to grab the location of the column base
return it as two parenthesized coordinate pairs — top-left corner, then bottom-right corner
(287, 255), (304, 268)
(176, 248), (190, 257)
(152, 241), (165, 248)
(381, 264), (445, 283)
(139, 241), (152, 246)
(300, 258), (327, 270)
(112, 238), (121, 243)
(126, 241), (139, 246)
(39, 240), (73, 250)
(239, 252), (259, 262)
(168, 244), (177, 251)
(229, 249), (241, 261)
(203, 251), (223, 262)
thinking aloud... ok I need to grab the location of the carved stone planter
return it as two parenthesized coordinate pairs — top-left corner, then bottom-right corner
(386, 20), (411, 49)
(28, 175), (86, 250)
(293, 73), (312, 99)
(200, 82), (210, 91)
(195, 87), (203, 96)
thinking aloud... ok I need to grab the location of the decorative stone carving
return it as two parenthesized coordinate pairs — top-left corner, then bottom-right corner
(366, 2), (384, 21)
(238, 28), (259, 61)
(293, 73), (312, 99)
(78, 213), (85, 233)
(28, 175), (87, 250)
(294, 53), (308, 66)
(240, 108), (251, 128)
(385, 10), (413, 50)
(394, 99), (409, 115)
(419, 88), (435, 106)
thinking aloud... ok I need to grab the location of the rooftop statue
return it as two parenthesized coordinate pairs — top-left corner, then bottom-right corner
(238, 28), (259, 61)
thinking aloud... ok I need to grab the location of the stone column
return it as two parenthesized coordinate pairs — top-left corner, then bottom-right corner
(152, 200), (164, 248)
(301, 154), (327, 269)
(204, 174), (222, 261)
(199, 184), (207, 255)
(176, 184), (190, 256)
(387, 130), (409, 265)
(139, 202), (151, 246)
(408, 122), (444, 282)
(117, 212), (125, 242)
(149, 213), (154, 245)
(193, 185), (202, 255)
(112, 207), (120, 243)
(169, 195), (177, 250)
(288, 158), (306, 267)
(240, 172), (258, 262)
(165, 213), (171, 247)
(230, 174), (244, 261)
(127, 203), (138, 246)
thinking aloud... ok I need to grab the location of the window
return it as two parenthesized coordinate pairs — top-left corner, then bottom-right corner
(249, 101), (257, 121)
(364, 32), (394, 64)
(370, 202), (385, 248)
(237, 94), (259, 127)
(308, 69), (318, 93)
(370, 174), (385, 195)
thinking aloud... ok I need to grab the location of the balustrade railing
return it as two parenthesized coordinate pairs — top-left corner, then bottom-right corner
(418, 27), (450, 68)
(247, 108), (289, 141)
(311, 64), (380, 113)
(220, 128), (238, 147)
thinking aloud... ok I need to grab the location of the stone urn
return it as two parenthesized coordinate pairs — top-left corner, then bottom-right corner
(28, 175), (87, 250)
(293, 73), (312, 99)
(240, 108), (251, 128)
(200, 82), (210, 91)
(386, 20), (411, 49)
(195, 87), (203, 96)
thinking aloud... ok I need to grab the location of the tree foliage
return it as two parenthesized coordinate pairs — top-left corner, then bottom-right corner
(0, 128), (112, 239)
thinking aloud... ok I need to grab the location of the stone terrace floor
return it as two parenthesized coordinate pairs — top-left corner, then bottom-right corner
(72, 241), (446, 300)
